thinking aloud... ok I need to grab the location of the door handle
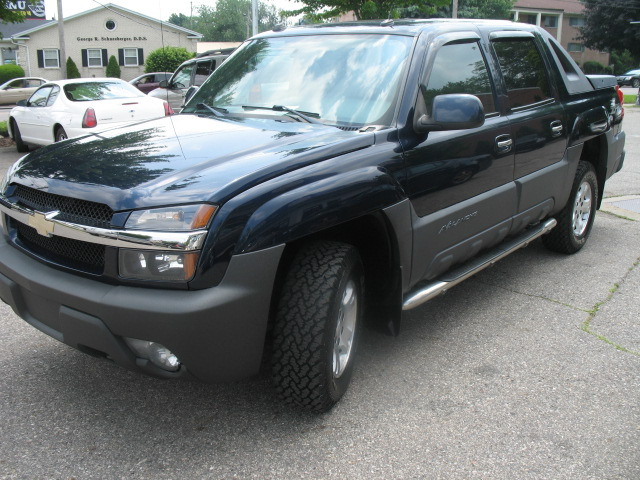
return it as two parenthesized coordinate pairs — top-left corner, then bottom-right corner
(550, 120), (563, 137)
(589, 120), (608, 133)
(495, 135), (513, 153)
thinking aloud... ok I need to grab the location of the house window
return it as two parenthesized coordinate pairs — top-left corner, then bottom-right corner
(106, 20), (116, 30)
(520, 14), (537, 25)
(124, 48), (139, 66)
(542, 15), (558, 28)
(569, 17), (585, 27)
(568, 43), (585, 53)
(43, 49), (59, 68)
(87, 49), (103, 67)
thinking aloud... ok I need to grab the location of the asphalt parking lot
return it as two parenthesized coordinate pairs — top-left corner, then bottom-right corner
(0, 109), (638, 479)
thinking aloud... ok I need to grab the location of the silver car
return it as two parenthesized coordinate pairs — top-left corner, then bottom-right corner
(0, 77), (48, 105)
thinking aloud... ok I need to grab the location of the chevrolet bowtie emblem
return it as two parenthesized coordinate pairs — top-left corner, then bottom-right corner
(28, 211), (59, 237)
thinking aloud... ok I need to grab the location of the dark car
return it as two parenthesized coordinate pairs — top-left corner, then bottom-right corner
(129, 72), (172, 94)
(616, 69), (640, 88)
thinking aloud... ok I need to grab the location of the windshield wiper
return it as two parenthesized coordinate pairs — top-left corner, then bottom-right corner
(241, 104), (323, 124)
(195, 103), (228, 117)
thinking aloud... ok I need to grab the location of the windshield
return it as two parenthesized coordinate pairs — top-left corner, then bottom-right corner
(63, 81), (144, 101)
(183, 34), (414, 127)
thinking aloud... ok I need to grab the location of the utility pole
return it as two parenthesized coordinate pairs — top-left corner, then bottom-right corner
(452, 0), (458, 19)
(57, 0), (66, 78)
(252, 0), (258, 36)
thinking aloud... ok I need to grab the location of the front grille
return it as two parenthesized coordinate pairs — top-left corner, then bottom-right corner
(14, 220), (105, 274)
(13, 184), (113, 228)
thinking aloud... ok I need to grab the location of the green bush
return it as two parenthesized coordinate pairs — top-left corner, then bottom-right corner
(144, 46), (194, 74)
(0, 121), (8, 137)
(106, 55), (121, 78)
(0, 64), (26, 84)
(582, 61), (612, 74)
(66, 57), (81, 79)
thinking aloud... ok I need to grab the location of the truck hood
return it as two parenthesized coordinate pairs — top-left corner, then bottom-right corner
(9, 114), (374, 211)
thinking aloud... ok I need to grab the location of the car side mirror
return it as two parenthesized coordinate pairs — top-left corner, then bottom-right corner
(158, 80), (169, 88)
(183, 85), (199, 105)
(16, 99), (27, 107)
(415, 93), (485, 133)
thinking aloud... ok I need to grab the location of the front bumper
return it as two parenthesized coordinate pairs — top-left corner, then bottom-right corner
(0, 233), (284, 382)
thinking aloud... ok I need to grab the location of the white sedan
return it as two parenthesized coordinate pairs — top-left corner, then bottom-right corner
(8, 78), (173, 152)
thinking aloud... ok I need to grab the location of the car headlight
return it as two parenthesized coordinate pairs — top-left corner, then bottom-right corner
(125, 204), (216, 231)
(119, 204), (217, 282)
(0, 155), (28, 195)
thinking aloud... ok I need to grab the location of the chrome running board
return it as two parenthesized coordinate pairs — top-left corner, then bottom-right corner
(402, 218), (557, 311)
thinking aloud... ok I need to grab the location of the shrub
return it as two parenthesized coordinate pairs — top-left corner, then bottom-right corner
(0, 64), (25, 84)
(144, 46), (194, 74)
(582, 61), (612, 74)
(106, 55), (121, 78)
(0, 121), (8, 137)
(66, 57), (81, 79)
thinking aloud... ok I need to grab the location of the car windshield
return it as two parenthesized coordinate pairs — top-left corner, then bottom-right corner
(63, 81), (144, 101)
(183, 34), (414, 127)
(624, 69), (640, 75)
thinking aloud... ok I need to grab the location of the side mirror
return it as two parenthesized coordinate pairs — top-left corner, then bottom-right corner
(16, 99), (27, 107)
(158, 80), (169, 88)
(183, 85), (199, 105)
(415, 93), (485, 133)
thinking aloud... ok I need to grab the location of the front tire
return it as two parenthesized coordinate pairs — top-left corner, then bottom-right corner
(543, 161), (598, 254)
(632, 78), (640, 88)
(272, 241), (364, 412)
(11, 119), (29, 153)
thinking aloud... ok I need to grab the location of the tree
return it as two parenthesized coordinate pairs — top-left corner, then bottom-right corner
(609, 49), (639, 75)
(144, 46), (194, 73)
(286, 0), (448, 21)
(432, 0), (514, 20)
(106, 55), (121, 78)
(66, 57), (81, 79)
(580, 0), (640, 58)
(168, 13), (191, 28)
(193, 0), (285, 42)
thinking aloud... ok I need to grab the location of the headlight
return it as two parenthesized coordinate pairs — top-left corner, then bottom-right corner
(119, 204), (217, 282)
(0, 155), (28, 195)
(119, 250), (199, 282)
(125, 204), (216, 231)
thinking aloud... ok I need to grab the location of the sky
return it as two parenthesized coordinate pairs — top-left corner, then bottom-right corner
(42, 0), (300, 22)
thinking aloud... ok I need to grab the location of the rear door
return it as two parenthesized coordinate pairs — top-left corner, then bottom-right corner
(489, 32), (567, 223)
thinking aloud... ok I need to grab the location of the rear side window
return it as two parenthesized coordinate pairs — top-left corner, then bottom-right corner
(423, 41), (496, 114)
(492, 38), (551, 109)
(194, 60), (215, 86)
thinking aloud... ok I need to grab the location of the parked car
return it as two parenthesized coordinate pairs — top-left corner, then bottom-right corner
(147, 49), (234, 112)
(8, 78), (172, 152)
(616, 69), (640, 87)
(0, 77), (48, 105)
(129, 72), (172, 94)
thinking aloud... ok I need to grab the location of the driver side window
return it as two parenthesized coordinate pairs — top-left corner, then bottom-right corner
(422, 41), (496, 115)
(28, 86), (53, 107)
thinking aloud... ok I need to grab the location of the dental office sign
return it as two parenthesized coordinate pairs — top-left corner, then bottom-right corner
(4, 1), (46, 19)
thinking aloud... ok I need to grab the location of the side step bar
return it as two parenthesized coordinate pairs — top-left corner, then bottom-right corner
(402, 218), (557, 311)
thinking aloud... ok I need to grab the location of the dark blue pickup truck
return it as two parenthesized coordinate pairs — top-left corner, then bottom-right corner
(0, 20), (626, 411)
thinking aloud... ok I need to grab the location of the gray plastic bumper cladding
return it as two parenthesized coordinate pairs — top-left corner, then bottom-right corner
(0, 233), (285, 383)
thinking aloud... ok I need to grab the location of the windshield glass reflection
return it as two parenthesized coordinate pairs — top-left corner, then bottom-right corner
(183, 34), (413, 127)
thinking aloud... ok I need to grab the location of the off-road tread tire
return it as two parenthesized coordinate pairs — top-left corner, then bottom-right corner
(542, 160), (598, 254)
(271, 241), (363, 413)
(11, 119), (28, 153)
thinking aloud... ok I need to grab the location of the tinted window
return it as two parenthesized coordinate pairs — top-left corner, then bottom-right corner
(63, 81), (143, 101)
(28, 86), (53, 107)
(492, 38), (551, 109)
(423, 41), (496, 114)
(194, 60), (214, 86)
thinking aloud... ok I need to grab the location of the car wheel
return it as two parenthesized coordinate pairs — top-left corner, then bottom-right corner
(633, 78), (640, 88)
(55, 127), (68, 142)
(542, 161), (598, 254)
(272, 241), (364, 412)
(10, 119), (29, 153)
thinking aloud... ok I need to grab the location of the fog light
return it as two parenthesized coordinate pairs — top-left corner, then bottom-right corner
(124, 337), (180, 372)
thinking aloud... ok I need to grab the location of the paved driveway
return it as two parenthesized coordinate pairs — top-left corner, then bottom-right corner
(0, 109), (638, 480)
